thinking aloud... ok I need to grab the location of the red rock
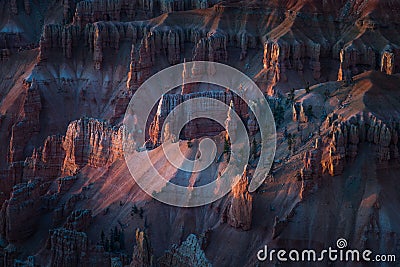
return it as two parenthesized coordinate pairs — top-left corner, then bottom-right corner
(223, 168), (252, 231)
(61, 118), (123, 176)
(23, 135), (65, 182)
(149, 91), (247, 146)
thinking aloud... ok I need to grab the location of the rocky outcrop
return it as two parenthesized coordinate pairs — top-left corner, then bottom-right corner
(50, 228), (88, 267)
(72, 0), (211, 27)
(130, 229), (154, 267)
(160, 0), (210, 13)
(11, 0), (32, 15)
(65, 209), (92, 232)
(1, 180), (41, 242)
(73, 0), (137, 27)
(24, 0), (31, 15)
(10, 0), (17, 15)
(61, 117), (124, 176)
(300, 138), (322, 198)
(8, 80), (41, 163)
(158, 234), (211, 267)
(222, 168), (252, 231)
(192, 31), (228, 62)
(336, 41), (400, 81)
(292, 102), (309, 123)
(381, 45), (399, 75)
(149, 91), (247, 146)
(23, 135), (66, 182)
(57, 176), (78, 193)
(324, 113), (399, 176)
(263, 38), (322, 84)
(38, 24), (80, 61)
(126, 36), (154, 90)
(0, 48), (11, 60)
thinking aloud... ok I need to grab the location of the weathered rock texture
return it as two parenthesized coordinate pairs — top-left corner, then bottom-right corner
(324, 113), (399, 176)
(300, 138), (322, 198)
(50, 228), (88, 267)
(158, 234), (211, 267)
(62, 117), (124, 176)
(38, 24), (80, 61)
(23, 135), (66, 182)
(130, 229), (154, 267)
(222, 169), (253, 231)
(149, 91), (247, 146)
(0, 180), (41, 242)
(8, 80), (41, 163)
(65, 209), (93, 232)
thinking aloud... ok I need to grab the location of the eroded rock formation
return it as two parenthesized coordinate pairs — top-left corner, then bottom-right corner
(8, 80), (41, 163)
(324, 113), (399, 176)
(300, 138), (322, 198)
(130, 229), (154, 267)
(158, 234), (211, 267)
(1, 179), (41, 242)
(222, 168), (253, 231)
(62, 117), (124, 176)
(50, 228), (88, 267)
(149, 91), (247, 146)
(65, 209), (93, 232)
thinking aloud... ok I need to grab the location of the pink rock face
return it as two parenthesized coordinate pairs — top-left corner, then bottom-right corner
(263, 38), (321, 89)
(336, 38), (400, 81)
(223, 169), (252, 231)
(127, 36), (155, 90)
(2, 1), (400, 266)
(62, 118), (123, 176)
(149, 91), (248, 146)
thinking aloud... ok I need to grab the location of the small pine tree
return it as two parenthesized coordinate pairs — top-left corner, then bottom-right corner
(287, 133), (293, 151)
(305, 105), (313, 118)
(252, 139), (258, 158)
(114, 226), (118, 242)
(224, 137), (230, 154)
(324, 89), (330, 100)
(287, 88), (295, 105)
(101, 230), (105, 245)
(132, 204), (138, 214)
(139, 207), (144, 219)
(305, 82), (311, 94)
(273, 104), (285, 127)
(119, 230), (125, 250)
(105, 238), (110, 251)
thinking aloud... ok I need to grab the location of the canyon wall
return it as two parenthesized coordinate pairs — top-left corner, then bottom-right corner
(149, 91), (248, 146)
(323, 113), (399, 176)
